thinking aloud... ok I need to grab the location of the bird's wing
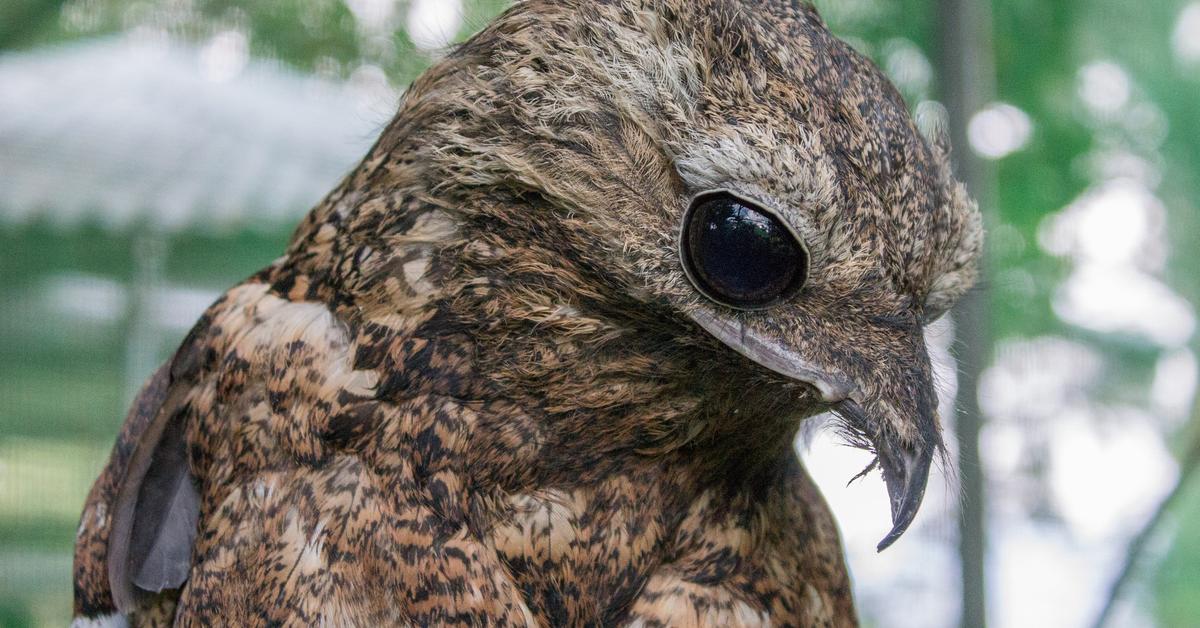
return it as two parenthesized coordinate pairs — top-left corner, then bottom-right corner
(75, 280), (538, 625)
(74, 359), (200, 621)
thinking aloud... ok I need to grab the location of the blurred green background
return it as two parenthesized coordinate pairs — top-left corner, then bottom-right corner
(1, 0), (1198, 626)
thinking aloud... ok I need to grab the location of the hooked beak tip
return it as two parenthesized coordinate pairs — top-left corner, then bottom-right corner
(834, 399), (936, 553)
(875, 442), (934, 552)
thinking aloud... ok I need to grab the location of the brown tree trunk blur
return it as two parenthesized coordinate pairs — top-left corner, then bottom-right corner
(935, 1), (997, 627)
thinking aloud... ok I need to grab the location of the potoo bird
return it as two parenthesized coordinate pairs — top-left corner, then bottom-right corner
(74, 0), (982, 625)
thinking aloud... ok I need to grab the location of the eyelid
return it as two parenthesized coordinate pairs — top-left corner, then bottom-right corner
(683, 187), (810, 258)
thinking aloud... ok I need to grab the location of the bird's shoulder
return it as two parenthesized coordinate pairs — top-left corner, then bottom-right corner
(73, 275), (513, 624)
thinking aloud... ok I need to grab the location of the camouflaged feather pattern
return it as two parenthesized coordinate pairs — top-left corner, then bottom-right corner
(74, 1), (982, 626)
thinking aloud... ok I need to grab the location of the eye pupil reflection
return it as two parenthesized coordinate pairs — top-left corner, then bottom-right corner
(681, 192), (807, 308)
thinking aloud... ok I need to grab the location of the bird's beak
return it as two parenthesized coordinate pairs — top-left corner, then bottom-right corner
(826, 316), (941, 552)
(687, 308), (941, 551)
(835, 398), (936, 551)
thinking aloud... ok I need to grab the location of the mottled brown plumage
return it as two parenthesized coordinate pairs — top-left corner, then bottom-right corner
(74, 0), (982, 625)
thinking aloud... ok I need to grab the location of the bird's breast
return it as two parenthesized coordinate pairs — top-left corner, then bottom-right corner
(486, 476), (675, 625)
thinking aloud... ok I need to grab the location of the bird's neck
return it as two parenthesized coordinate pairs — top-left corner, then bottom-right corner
(374, 295), (807, 490)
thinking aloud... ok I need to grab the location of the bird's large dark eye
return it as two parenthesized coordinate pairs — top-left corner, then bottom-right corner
(680, 191), (808, 309)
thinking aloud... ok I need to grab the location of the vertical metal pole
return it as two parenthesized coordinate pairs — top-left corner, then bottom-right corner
(123, 225), (165, 407)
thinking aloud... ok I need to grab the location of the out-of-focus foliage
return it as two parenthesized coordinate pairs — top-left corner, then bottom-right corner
(7, 0), (512, 82)
(1, 0), (1198, 626)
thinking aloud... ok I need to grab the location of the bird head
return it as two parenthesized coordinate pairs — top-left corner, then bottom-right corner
(305, 0), (983, 550)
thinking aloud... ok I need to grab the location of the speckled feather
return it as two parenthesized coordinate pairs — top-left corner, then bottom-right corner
(74, 1), (981, 626)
